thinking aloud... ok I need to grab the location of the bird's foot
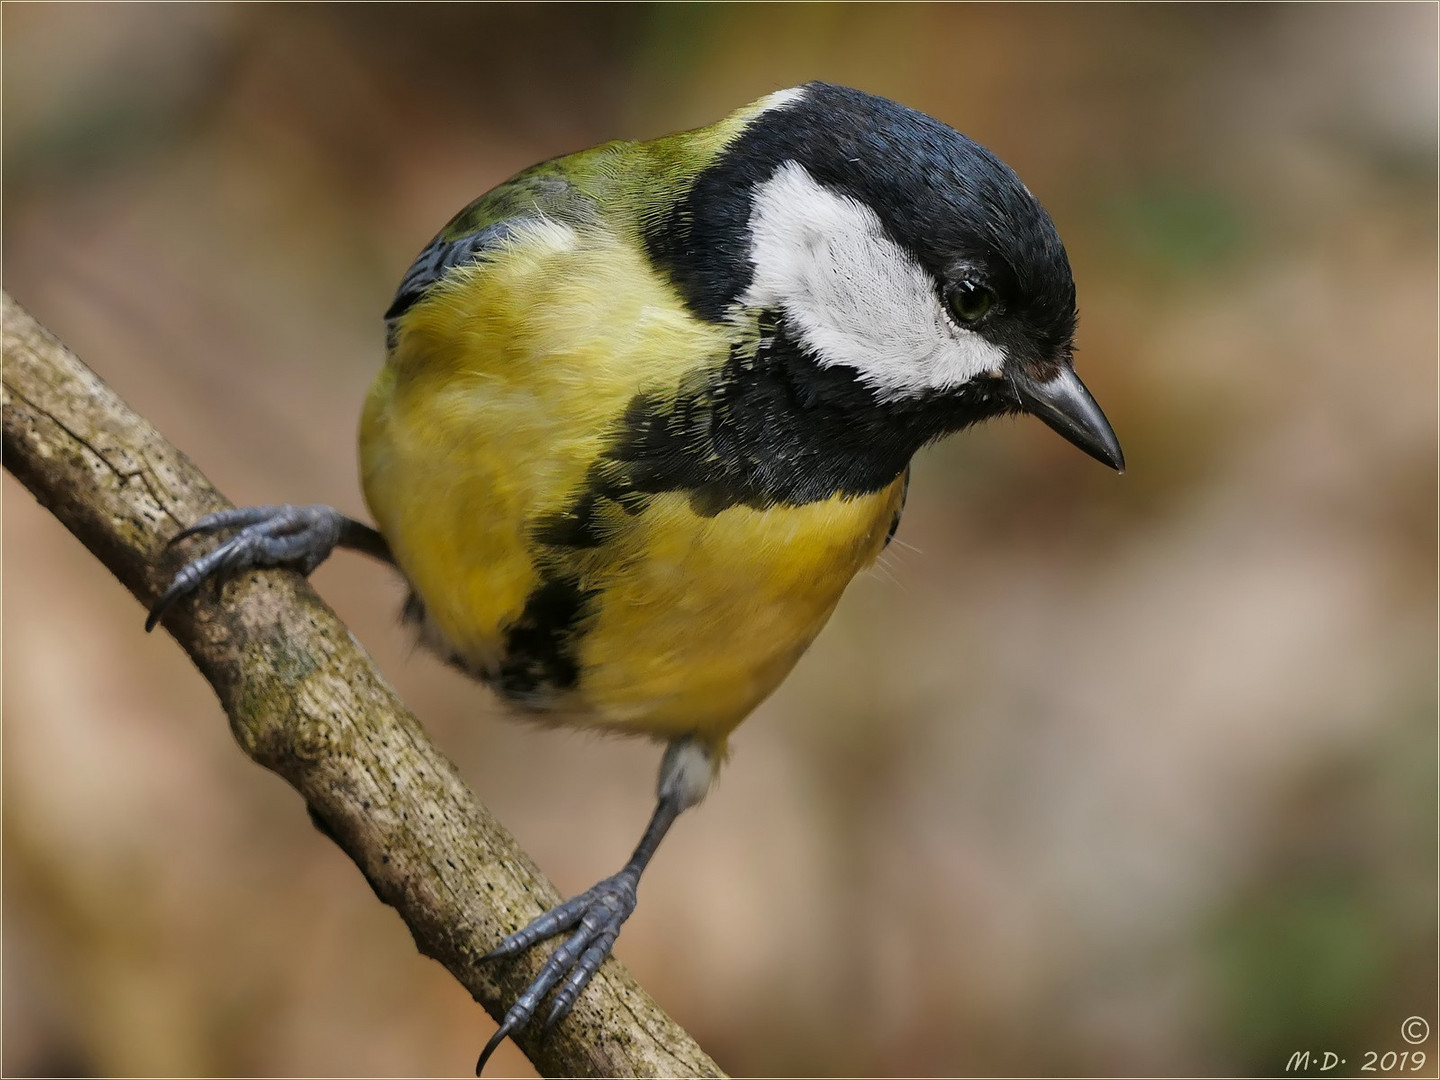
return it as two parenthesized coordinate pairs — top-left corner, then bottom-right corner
(476, 868), (639, 1074)
(146, 504), (348, 631)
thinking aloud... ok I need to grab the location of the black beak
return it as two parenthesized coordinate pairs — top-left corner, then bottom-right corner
(1010, 367), (1125, 472)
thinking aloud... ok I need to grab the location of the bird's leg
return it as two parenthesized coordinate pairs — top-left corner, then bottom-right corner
(475, 737), (715, 1075)
(146, 504), (394, 631)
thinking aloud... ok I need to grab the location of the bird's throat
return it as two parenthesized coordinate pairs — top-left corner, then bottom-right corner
(643, 315), (1006, 511)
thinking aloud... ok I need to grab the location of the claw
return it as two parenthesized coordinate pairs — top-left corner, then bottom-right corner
(166, 506), (289, 547)
(145, 504), (347, 632)
(473, 763), (691, 1074)
(475, 1021), (517, 1076)
(475, 870), (639, 1075)
(481, 893), (590, 961)
(543, 933), (619, 1031)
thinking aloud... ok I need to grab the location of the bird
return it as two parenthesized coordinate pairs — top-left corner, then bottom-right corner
(146, 81), (1123, 1072)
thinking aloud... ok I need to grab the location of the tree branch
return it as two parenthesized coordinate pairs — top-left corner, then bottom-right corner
(2, 292), (723, 1079)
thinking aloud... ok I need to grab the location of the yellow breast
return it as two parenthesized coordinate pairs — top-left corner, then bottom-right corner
(572, 483), (903, 739)
(360, 218), (904, 743)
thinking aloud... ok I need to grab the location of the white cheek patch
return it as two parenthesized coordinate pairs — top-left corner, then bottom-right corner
(739, 161), (1006, 401)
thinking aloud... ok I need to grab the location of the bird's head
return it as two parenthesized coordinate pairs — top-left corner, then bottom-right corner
(648, 82), (1123, 473)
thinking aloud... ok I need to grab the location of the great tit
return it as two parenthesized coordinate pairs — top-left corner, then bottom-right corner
(148, 81), (1123, 1071)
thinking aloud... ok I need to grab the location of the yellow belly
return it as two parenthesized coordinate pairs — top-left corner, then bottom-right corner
(566, 484), (903, 738)
(360, 220), (905, 742)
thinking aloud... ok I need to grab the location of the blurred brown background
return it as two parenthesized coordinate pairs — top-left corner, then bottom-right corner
(4, 4), (1435, 1077)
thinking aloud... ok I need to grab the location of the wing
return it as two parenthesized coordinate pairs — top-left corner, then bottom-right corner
(384, 163), (600, 324)
(384, 220), (518, 322)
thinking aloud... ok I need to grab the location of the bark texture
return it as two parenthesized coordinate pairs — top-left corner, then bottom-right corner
(2, 292), (723, 1079)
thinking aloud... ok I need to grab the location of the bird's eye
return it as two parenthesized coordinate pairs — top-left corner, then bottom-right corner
(947, 280), (995, 325)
